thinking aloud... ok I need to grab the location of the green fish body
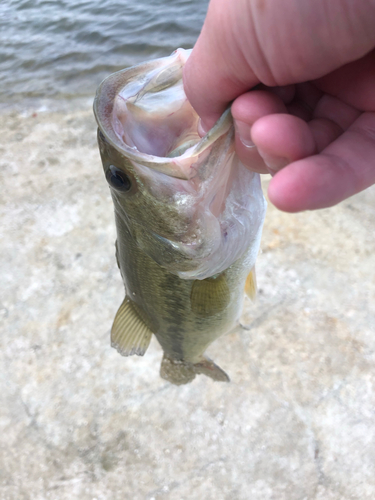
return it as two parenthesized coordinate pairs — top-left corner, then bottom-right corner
(94, 49), (266, 385)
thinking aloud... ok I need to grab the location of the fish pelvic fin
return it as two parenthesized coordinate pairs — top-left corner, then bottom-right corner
(160, 355), (230, 386)
(245, 267), (257, 301)
(111, 297), (152, 356)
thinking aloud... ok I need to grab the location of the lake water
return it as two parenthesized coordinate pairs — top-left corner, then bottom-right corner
(0, 0), (208, 109)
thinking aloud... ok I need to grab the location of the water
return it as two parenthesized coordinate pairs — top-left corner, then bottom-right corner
(0, 0), (208, 109)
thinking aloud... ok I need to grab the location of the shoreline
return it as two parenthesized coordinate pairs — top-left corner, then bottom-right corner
(0, 95), (96, 116)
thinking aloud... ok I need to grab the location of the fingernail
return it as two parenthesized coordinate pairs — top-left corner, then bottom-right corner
(257, 148), (289, 173)
(198, 118), (208, 137)
(235, 120), (255, 148)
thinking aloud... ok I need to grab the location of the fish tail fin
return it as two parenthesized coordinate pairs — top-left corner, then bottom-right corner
(193, 356), (230, 383)
(160, 355), (230, 385)
(160, 355), (196, 385)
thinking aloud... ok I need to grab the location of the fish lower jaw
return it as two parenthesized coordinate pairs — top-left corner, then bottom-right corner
(150, 240), (246, 280)
(170, 239), (251, 280)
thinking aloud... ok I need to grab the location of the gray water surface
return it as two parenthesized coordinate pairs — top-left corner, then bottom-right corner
(0, 0), (207, 107)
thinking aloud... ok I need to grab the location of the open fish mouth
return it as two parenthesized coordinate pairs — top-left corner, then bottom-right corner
(94, 48), (266, 280)
(94, 49), (232, 180)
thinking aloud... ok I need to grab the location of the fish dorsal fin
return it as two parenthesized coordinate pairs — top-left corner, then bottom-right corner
(111, 297), (152, 356)
(245, 267), (257, 301)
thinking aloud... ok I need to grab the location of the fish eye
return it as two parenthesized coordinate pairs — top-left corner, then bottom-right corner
(98, 130), (106, 142)
(106, 165), (131, 192)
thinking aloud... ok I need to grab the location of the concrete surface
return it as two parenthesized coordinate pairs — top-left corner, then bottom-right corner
(1, 105), (374, 500)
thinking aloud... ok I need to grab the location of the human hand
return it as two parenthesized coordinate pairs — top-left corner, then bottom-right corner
(183, 0), (375, 212)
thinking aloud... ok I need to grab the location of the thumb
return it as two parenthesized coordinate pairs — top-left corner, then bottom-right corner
(183, 0), (259, 130)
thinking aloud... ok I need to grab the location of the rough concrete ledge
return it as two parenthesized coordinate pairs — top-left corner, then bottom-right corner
(1, 107), (374, 500)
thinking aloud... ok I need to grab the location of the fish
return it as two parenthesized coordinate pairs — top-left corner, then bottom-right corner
(93, 48), (266, 385)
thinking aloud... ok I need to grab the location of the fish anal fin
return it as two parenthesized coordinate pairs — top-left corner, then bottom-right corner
(245, 267), (257, 301)
(111, 297), (152, 357)
(160, 355), (230, 385)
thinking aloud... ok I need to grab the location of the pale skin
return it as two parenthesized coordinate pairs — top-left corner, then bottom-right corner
(183, 0), (375, 212)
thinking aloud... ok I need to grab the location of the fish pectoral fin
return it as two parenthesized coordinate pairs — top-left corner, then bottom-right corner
(111, 297), (152, 357)
(190, 273), (230, 318)
(245, 267), (257, 301)
(160, 354), (230, 385)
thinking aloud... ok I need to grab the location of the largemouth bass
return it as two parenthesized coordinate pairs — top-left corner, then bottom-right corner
(94, 49), (266, 385)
